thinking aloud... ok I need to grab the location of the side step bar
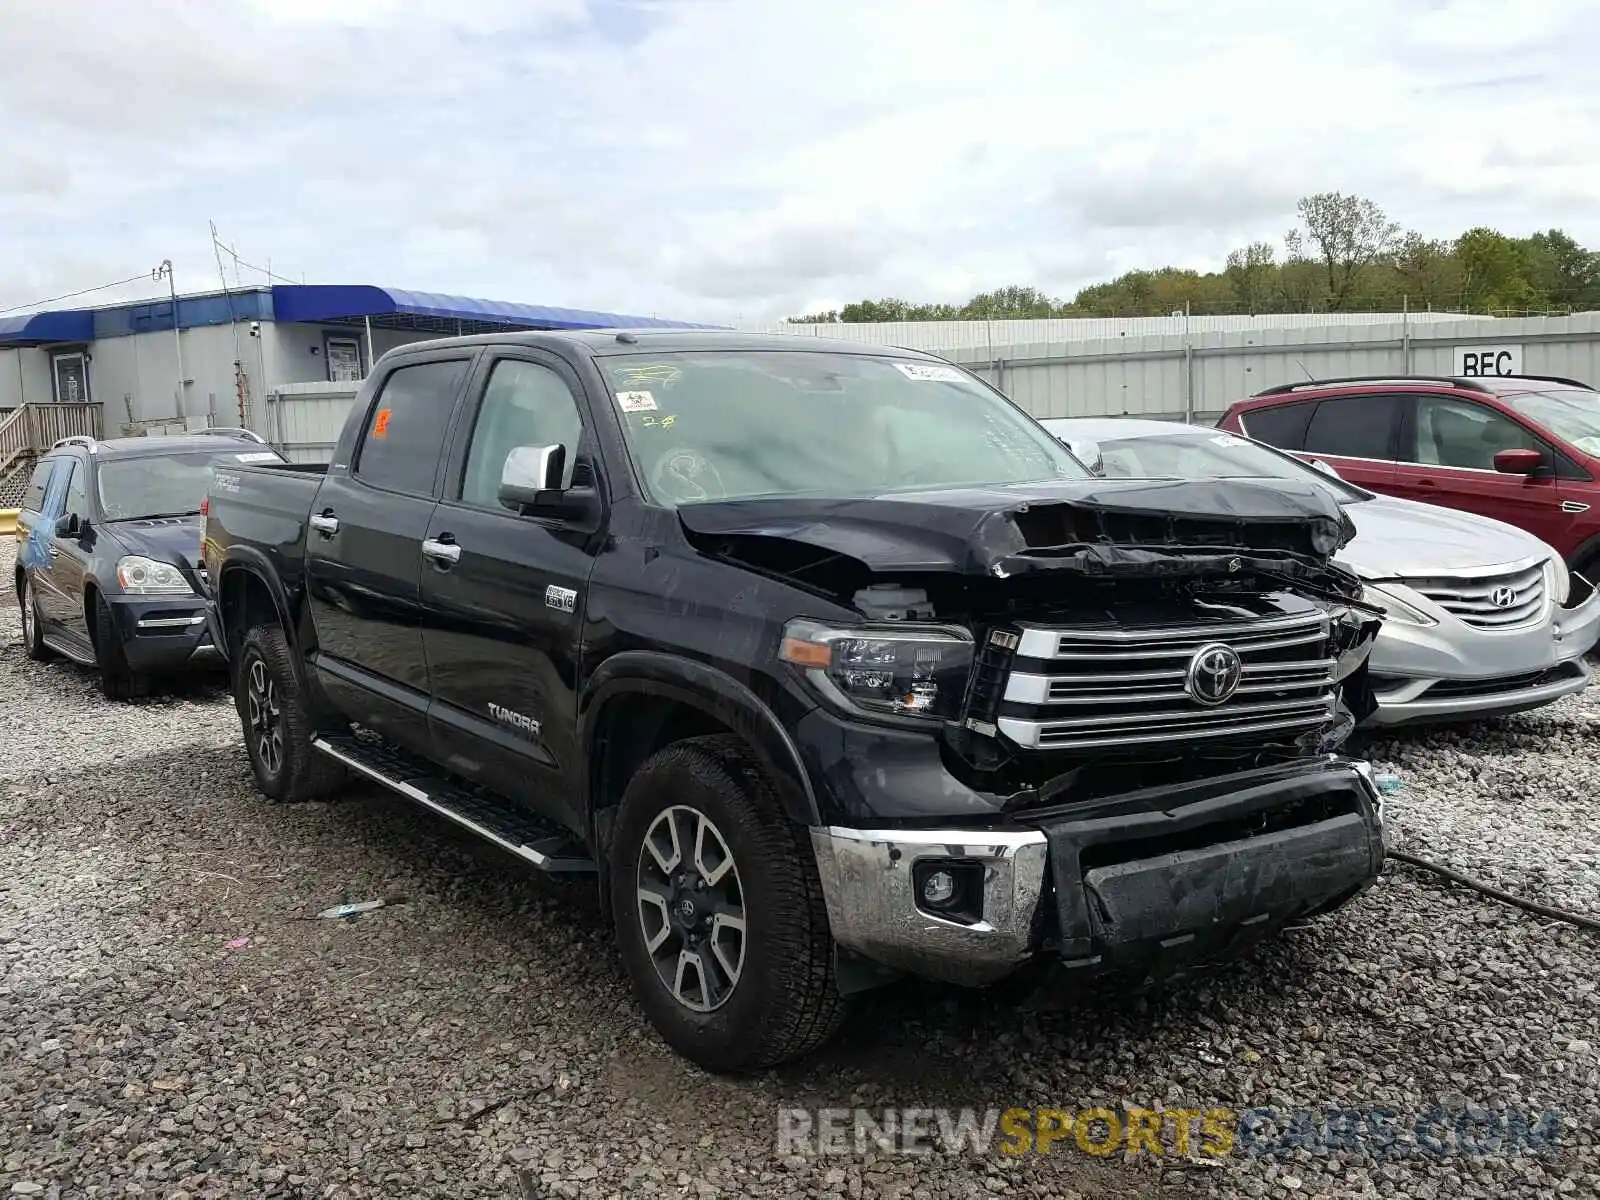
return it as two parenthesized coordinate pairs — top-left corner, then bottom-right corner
(312, 734), (596, 874)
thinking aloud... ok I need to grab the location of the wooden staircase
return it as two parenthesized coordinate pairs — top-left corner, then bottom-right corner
(0, 404), (101, 507)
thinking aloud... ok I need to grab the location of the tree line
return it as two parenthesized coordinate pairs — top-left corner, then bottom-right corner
(787, 193), (1600, 323)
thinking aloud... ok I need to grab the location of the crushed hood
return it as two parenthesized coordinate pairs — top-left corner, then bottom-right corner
(678, 477), (1353, 580)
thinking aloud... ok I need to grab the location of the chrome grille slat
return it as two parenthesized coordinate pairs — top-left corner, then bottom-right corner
(1043, 630), (1326, 662)
(1001, 611), (1338, 751)
(1407, 562), (1547, 631)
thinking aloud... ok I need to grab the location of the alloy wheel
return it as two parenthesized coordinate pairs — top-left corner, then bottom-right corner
(246, 657), (284, 778)
(635, 804), (747, 1013)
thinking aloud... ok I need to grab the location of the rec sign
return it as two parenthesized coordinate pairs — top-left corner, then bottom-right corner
(1453, 345), (1524, 376)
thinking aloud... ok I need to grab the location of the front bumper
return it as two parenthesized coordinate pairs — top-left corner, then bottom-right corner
(810, 757), (1385, 987)
(106, 595), (222, 673)
(1362, 578), (1600, 727)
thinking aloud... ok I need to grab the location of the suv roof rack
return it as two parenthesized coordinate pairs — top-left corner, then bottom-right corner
(51, 435), (97, 451)
(189, 426), (266, 444)
(1252, 375), (1496, 397)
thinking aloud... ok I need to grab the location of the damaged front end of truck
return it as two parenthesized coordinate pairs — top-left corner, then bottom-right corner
(681, 475), (1390, 990)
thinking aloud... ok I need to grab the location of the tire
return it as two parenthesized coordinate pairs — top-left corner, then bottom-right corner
(92, 592), (151, 701)
(233, 621), (348, 803)
(19, 576), (51, 662)
(610, 734), (848, 1072)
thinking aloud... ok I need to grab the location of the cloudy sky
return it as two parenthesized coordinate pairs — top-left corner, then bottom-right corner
(2, 0), (1597, 325)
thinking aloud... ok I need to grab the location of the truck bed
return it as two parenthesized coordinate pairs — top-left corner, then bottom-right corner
(204, 461), (328, 613)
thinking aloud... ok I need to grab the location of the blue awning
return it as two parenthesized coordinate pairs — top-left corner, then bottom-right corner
(270, 285), (718, 332)
(0, 310), (95, 348)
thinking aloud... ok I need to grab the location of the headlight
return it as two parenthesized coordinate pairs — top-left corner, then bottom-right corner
(779, 618), (974, 723)
(1545, 554), (1571, 606)
(1361, 582), (1437, 627)
(115, 555), (194, 595)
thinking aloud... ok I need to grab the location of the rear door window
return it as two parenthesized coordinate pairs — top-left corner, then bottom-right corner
(1238, 402), (1314, 450)
(354, 360), (473, 496)
(1302, 395), (1402, 460)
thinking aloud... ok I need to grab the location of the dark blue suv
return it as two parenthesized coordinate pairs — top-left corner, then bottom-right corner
(13, 429), (283, 699)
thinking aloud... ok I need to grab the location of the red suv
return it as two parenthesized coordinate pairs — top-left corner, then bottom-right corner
(1219, 374), (1600, 576)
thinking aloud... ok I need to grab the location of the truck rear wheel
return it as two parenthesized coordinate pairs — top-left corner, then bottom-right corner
(234, 622), (347, 803)
(609, 734), (848, 1072)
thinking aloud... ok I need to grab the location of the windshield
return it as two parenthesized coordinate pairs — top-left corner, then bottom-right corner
(1501, 389), (1600, 457)
(1093, 430), (1370, 503)
(95, 449), (280, 521)
(597, 351), (1089, 506)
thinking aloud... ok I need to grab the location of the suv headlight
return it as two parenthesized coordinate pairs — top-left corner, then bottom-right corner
(116, 555), (194, 596)
(1360, 582), (1437, 627)
(779, 619), (974, 723)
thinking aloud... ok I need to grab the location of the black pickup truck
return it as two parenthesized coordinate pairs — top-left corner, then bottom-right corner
(201, 329), (1388, 1071)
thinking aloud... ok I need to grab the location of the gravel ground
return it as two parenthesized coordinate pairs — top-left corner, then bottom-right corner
(2, 533), (1597, 1199)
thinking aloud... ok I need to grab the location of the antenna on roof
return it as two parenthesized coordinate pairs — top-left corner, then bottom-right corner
(1293, 357), (1314, 381)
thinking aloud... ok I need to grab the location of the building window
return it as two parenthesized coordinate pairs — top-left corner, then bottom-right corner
(51, 351), (91, 403)
(325, 335), (365, 383)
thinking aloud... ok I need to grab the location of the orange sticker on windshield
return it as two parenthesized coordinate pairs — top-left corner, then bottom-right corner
(373, 408), (392, 438)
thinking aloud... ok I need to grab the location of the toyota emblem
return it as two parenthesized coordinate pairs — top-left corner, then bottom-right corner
(1490, 585), (1517, 609)
(1184, 642), (1244, 707)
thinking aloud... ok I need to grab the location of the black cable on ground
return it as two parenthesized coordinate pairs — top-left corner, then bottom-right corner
(1386, 849), (1600, 933)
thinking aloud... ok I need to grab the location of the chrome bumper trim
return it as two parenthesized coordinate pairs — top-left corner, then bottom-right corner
(808, 826), (1049, 986)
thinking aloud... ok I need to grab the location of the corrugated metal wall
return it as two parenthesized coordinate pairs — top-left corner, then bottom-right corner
(261, 313), (1600, 458)
(950, 313), (1600, 421)
(739, 310), (1468, 351)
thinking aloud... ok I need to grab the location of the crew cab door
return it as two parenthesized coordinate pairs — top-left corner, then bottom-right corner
(419, 350), (596, 831)
(304, 352), (475, 753)
(1391, 393), (1569, 547)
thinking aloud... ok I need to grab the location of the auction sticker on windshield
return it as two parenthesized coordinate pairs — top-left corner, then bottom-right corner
(617, 390), (659, 413)
(235, 451), (280, 462)
(894, 362), (966, 383)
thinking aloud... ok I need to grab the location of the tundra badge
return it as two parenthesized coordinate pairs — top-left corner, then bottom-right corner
(488, 702), (541, 738)
(545, 585), (577, 613)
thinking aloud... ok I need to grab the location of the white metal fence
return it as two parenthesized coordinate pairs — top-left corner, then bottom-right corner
(256, 313), (1600, 459)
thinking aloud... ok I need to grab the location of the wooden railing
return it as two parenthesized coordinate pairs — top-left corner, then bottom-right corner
(0, 403), (100, 478)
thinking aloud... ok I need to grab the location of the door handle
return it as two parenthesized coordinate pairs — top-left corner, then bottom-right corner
(421, 537), (461, 566)
(308, 512), (339, 537)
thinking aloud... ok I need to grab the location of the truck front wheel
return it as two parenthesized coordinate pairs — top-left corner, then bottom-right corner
(234, 622), (347, 803)
(610, 734), (848, 1072)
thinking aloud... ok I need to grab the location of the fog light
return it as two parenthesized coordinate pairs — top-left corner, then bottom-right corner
(921, 869), (956, 907)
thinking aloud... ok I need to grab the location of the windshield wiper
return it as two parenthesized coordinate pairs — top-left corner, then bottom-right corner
(117, 510), (202, 521)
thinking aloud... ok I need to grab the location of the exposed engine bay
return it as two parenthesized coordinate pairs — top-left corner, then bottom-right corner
(682, 475), (1384, 810)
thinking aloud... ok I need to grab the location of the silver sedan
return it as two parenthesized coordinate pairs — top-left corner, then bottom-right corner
(1041, 417), (1600, 727)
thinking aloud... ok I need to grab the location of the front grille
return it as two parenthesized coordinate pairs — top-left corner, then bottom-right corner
(1408, 560), (1547, 630)
(996, 611), (1337, 752)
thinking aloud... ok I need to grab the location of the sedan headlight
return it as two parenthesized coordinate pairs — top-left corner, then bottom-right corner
(116, 555), (194, 596)
(1545, 554), (1572, 607)
(1360, 582), (1437, 627)
(779, 619), (974, 723)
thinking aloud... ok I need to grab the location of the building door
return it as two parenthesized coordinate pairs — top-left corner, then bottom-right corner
(52, 352), (91, 403)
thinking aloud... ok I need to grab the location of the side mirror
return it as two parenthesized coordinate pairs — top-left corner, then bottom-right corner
(498, 444), (566, 511)
(497, 443), (598, 527)
(1065, 438), (1103, 475)
(1307, 458), (1343, 480)
(1493, 448), (1543, 475)
(54, 513), (81, 538)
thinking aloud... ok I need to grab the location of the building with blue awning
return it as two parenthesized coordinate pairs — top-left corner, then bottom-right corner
(0, 283), (716, 424)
